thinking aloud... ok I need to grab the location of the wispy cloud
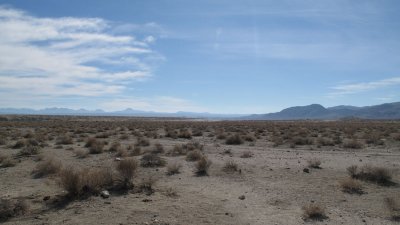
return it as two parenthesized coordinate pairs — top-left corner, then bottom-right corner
(0, 6), (162, 97)
(329, 77), (400, 97)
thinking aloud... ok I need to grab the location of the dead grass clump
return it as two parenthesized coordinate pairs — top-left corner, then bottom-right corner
(347, 165), (358, 178)
(140, 153), (166, 167)
(223, 160), (239, 173)
(130, 145), (142, 156)
(343, 139), (363, 149)
(85, 138), (104, 154)
(178, 129), (192, 139)
(302, 203), (327, 221)
(19, 145), (41, 156)
(243, 134), (255, 142)
(240, 151), (253, 158)
(74, 149), (89, 158)
(0, 198), (29, 221)
(339, 178), (363, 194)
(115, 158), (138, 190)
(152, 143), (164, 154)
(135, 137), (150, 147)
(186, 150), (203, 162)
(33, 157), (62, 178)
(164, 187), (178, 198)
(0, 137), (6, 145)
(0, 156), (16, 168)
(292, 137), (313, 146)
(59, 167), (113, 198)
(116, 148), (129, 157)
(385, 197), (400, 221)
(307, 158), (322, 169)
(195, 156), (211, 176)
(167, 163), (181, 175)
(137, 177), (156, 195)
(225, 134), (243, 145)
(56, 135), (73, 145)
(108, 141), (122, 152)
(317, 137), (335, 146)
(351, 165), (393, 185)
(167, 144), (186, 156)
(12, 139), (26, 149)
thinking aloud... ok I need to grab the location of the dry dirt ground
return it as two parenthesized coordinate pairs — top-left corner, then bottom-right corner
(0, 116), (399, 225)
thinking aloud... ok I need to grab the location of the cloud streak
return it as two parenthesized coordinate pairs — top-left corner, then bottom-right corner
(329, 77), (400, 96)
(0, 6), (160, 97)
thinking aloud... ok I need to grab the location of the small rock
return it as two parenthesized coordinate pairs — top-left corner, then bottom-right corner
(238, 195), (245, 200)
(303, 168), (310, 173)
(100, 190), (110, 199)
(115, 157), (122, 161)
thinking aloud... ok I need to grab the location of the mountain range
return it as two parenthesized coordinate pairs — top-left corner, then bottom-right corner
(0, 102), (399, 120)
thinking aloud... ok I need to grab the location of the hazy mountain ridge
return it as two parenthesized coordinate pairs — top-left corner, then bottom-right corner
(0, 102), (399, 119)
(245, 102), (400, 120)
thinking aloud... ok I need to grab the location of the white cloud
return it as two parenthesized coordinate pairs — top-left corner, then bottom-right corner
(329, 77), (400, 96)
(0, 6), (161, 98)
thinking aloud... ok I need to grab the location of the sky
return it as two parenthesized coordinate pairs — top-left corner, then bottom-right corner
(0, 0), (399, 114)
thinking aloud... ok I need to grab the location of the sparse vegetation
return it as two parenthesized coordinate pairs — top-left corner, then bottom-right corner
(222, 160), (239, 173)
(140, 153), (166, 167)
(195, 156), (211, 176)
(33, 157), (62, 178)
(347, 165), (393, 185)
(225, 134), (243, 145)
(302, 203), (327, 221)
(307, 158), (322, 169)
(339, 178), (363, 194)
(166, 163), (181, 175)
(385, 197), (400, 221)
(186, 149), (203, 161)
(0, 198), (29, 221)
(115, 158), (138, 190)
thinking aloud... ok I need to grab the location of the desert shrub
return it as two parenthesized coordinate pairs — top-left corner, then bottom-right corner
(347, 165), (358, 178)
(137, 177), (156, 195)
(343, 139), (363, 149)
(140, 153), (166, 167)
(108, 141), (122, 152)
(135, 137), (150, 147)
(178, 129), (192, 139)
(0, 153), (6, 163)
(292, 137), (313, 146)
(0, 198), (29, 221)
(0, 137), (6, 145)
(95, 132), (110, 139)
(317, 137), (335, 146)
(195, 156), (211, 176)
(192, 129), (203, 137)
(222, 160), (239, 173)
(186, 150), (203, 162)
(352, 165), (392, 185)
(33, 157), (62, 178)
(59, 167), (113, 198)
(84, 137), (97, 148)
(216, 132), (227, 140)
(165, 129), (178, 139)
(240, 151), (253, 158)
(385, 197), (400, 221)
(242, 134), (255, 142)
(167, 144), (186, 156)
(19, 145), (41, 156)
(225, 134), (243, 145)
(12, 139), (26, 149)
(56, 135), (73, 145)
(74, 149), (89, 158)
(307, 158), (322, 169)
(116, 148), (129, 157)
(151, 143), (164, 154)
(164, 187), (178, 197)
(167, 163), (181, 175)
(184, 141), (204, 151)
(0, 156), (16, 168)
(115, 158), (138, 190)
(86, 139), (104, 154)
(130, 146), (142, 156)
(302, 203), (327, 221)
(339, 178), (363, 194)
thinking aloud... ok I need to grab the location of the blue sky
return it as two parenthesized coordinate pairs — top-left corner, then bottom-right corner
(0, 0), (399, 113)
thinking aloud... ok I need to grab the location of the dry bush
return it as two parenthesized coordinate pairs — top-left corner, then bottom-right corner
(216, 132), (227, 140)
(178, 129), (192, 139)
(135, 137), (150, 147)
(302, 203), (327, 221)
(151, 142), (164, 154)
(129, 145), (142, 156)
(343, 139), (363, 149)
(0, 156), (16, 168)
(307, 158), (322, 169)
(184, 141), (204, 151)
(0, 153), (6, 163)
(116, 148), (129, 157)
(353, 165), (393, 185)
(137, 177), (156, 195)
(186, 150), (203, 162)
(225, 134), (243, 145)
(167, 144), (186, 156)
(59, 167), (113, 198)
(164, 187), (178, 197)
(385, 197), (400, 221)
(167, 163), (181, 175)
(291, 136), (313, 146)
(18, 145), (41, 156)
(339, 178), (363, 194)
(108, 141), (122, 152)
(86, 139), (104, 154)
(33, 157), (62, 178)
(12, 139), (26, 149)
(347, 165), (358, 178)
(240, 151), (253, 158)
(195, 156), (211, 176)
(115, 158), (138, 190)
(0, 137), (6, 145)
(84, 137), (97, 148)
(56, 135), (73, 145)
(140, 153), (166, 167)
(0, 198), (29, 221)
(242, 134), (255, 142)
(222, 160), (239, 173)
(317, 137), (335, 146)
(74, 149), (89, 158)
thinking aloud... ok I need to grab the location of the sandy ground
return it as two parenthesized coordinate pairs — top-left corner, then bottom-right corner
(0, 119), (399, 225)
